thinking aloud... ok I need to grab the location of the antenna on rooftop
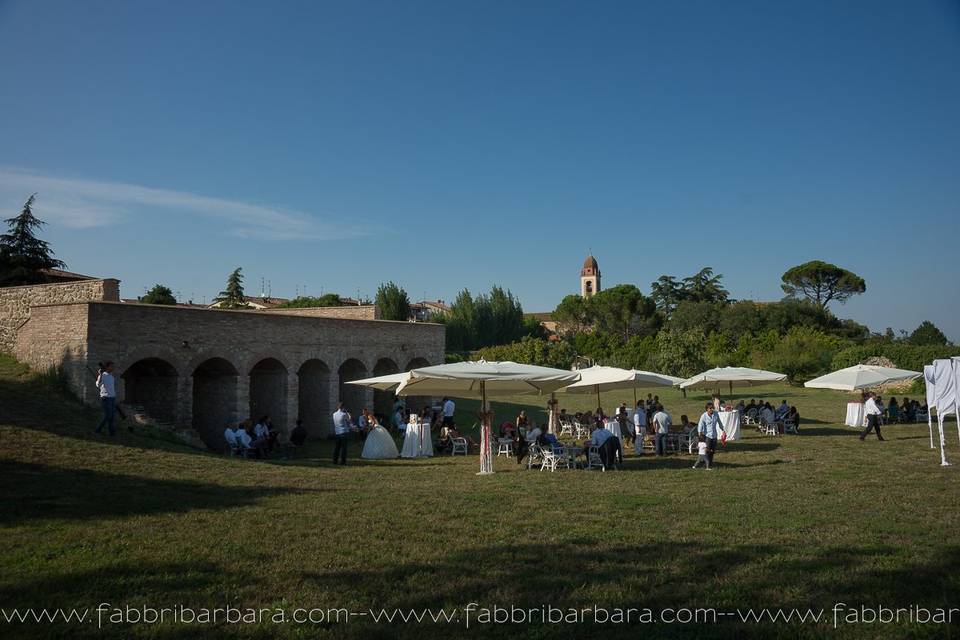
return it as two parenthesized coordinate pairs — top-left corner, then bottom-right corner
(260, 277), (265, 299)
(268, 280), (272, 298)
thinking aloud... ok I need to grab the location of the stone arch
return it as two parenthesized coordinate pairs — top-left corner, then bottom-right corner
(192, 357), (239, 450)
(372, 357), (400, 421)
(121, 357), (179, 424)
(403, 357), (433, 415)
(298, 359), (331, 438)
(249, 357), (288, 430)
(337, 358), (369, 415)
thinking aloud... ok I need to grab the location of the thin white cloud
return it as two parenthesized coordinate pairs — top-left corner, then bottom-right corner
(0, 167), (372, 240)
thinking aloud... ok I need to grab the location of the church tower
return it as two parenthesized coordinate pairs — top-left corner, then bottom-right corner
(580, 254), (601, 297)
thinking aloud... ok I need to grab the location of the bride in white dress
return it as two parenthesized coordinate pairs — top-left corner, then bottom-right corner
(360, 410), (399, 459)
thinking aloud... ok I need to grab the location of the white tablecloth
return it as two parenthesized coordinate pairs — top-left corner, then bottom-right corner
(845, 402), (865, 427)
(719, 410), (741, 441)
(605, 420), (623, 440)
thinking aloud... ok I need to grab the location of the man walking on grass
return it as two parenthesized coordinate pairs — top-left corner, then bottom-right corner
(697, 403), (726, 468)
(860, 392), (885, 441)
(94, 362), (116, 436)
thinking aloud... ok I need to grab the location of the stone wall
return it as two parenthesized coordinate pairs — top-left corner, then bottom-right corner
(262, 305), (379, 320)
(0, 279), (119, 353)
(15, 301), (445, 443)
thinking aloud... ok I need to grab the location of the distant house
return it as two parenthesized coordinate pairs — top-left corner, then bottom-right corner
(208, 295), (290, 310)
(525, 312), (559, 340)
(410, 299), (449, 322)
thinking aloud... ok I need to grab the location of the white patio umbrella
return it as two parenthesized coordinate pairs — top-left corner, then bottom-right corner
(803, 364), (921, 391)
(394, 361), (581, 474)
(680, 366), (787, 393)
(560, 365), (678, 411)
(346, 371), (410, 392)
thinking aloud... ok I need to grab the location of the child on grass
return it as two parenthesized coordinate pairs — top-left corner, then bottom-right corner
(692, 433), (711, 470)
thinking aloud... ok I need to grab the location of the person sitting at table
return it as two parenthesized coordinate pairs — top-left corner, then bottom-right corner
(289, 418), (307, 447)
(887, 397), (900, 423)
(525, 421), (543, 443)
(735, 400), (745, 413)
(902, 398), (915, 422)
(392, 406), (407, 436)
(586, 424), (621, 468)
(760, 402), (776, 426)
(499, 420), (517, 439)
(786, 406), (800, 431)
(745, 399), (758, 414)
(775, 400), (789, 421)
(679, 414), (695, 434)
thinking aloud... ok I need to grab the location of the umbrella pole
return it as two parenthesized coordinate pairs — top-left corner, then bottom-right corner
(596, 385), (601, 414)
(729, 381), (732, 396)
(478, 381), (493, 475)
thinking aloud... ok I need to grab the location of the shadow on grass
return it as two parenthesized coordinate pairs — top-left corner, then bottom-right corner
(298, 542), (960, 639)
(0, 460), (327, 526)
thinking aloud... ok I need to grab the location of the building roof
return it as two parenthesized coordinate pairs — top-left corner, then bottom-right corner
(582, 255), (598, 271)
(39, 268), (97, 282)
(525, 312), (554, 322)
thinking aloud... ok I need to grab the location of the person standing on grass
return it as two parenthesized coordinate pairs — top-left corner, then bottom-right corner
(697, 402), (726, 467)
(94, 361), (117, 436)
(692, 433), (711, 470)
(332, 402), (352, 465)
(860, 392), (885, 441)
(652, 404), (672, 456)
(633, 401), (647, 455)
(442, 397), (455, 428)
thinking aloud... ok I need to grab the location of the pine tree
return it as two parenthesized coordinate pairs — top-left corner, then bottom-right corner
(0, 194), (67, 286)
(214, 268), (249, 309)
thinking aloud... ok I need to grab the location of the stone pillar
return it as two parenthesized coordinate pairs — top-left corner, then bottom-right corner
(328, 372), (340, 437)
(286, 371), (299, 436)
(176, 375), (193, 427)
(236, 375), (250, 425)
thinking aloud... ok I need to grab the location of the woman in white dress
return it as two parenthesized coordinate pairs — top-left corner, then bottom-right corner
(361, 411), (399, 459)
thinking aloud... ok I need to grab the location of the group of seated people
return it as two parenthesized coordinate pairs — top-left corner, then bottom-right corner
(737, 399), (800, 430)
(224, 415), (300, 458)
(875, 396), (927, 423)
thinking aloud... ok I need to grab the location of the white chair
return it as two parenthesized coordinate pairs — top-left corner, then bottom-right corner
(526, 443), (544, 470)
(496, 437), (513, 457)
(451, 437), (468, 456)
(540, 446), (570, 472)
(762, 419), (779, 436)
(558, 421), (573, 437)
(585, 445), (605, 471)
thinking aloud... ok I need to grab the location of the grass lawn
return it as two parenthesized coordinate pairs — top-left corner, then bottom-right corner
(1, 353), (959, 639)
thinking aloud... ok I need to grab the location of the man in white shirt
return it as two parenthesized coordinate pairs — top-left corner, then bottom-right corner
(860, 392), (885, 441)
(652, 404), (672, 456)
(633, 401), (647, 454)
(332, 403), (353, 464)
(442, 397), (456, 427)
(94, 361), (117, 436)
(236, 425), (253, 449)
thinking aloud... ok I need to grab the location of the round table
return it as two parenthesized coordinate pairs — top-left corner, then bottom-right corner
(845, 402), (865, 427)
(605, 420), (623, 440)
(718, 410), (741, 441)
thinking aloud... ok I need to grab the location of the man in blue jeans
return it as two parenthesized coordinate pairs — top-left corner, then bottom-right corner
(652, 404), (671, 456)
(95, 361), (117, 436)
(697, 402), (726, 467)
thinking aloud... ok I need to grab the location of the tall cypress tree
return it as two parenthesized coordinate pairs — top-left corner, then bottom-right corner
(0, 194), (67, 286)
(214, 267), (250, 309)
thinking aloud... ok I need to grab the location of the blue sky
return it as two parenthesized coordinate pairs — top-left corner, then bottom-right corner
(1, 0), (958, 339)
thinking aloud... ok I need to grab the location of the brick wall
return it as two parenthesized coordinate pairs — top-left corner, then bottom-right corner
(261, 305), (380, 320)
(0, 279), (119, 353)
(14, 303), (94, 402)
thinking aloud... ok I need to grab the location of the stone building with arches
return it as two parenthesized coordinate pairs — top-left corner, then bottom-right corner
(9, 282), (444, 449)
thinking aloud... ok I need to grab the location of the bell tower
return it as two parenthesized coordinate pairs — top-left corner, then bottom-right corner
(580, 254), (600, 297)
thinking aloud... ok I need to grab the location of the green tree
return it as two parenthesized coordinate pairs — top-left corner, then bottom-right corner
(650, 329), (707, 378)
(443, 289), (477, 352)
(762, 326), (840, 383)
(718, 301), (764, 340)
(650, 275), (685, 316)
(488, 285), (525, 345)
(214, 267), (250, 309)
(375, 281), (411, 321)
(474, 336), (576, 369)
(670, 300), (723, 335)
(0, 194), (67, 286)
(909, 320), (949, 346)
(590, 284), (660, 342)
(141, 284), (176, 305)
(681, 267), (729, 304)
(276, 294), (343, 308)
(780, 260), (866, 310)
(552, 294), (592, 336)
